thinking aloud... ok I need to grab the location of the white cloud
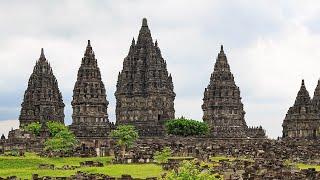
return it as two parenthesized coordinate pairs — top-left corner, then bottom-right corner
(0, 120), (19, 138)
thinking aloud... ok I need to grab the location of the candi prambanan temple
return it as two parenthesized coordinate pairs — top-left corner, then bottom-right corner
(282, 80), (320, 139)
(115, 18), (175, 136)
(19, 49), (65, 128)
(69, 40), (113, 138)
(3, 18), (320, 157)
(202, 46), (264, 138)
(3, 17), (320, 180)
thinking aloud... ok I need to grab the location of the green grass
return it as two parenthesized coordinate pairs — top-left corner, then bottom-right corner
(283, 159), (320, 171)
(168, 156), (194, 160)
(210, 156), (253, 162)
(210, 156), (232, 162)
(296, 163), (320, 171)
(0, 153), (162, 179)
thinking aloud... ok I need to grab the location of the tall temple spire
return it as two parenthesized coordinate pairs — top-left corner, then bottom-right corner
(312, 79), (320, 111)
(294, 79), (311, 106)
(115, 18), (175, 136)
(19, 50), (65, 127)
(283, 79), (320, 139)
(202, 46), (251, 138)
(70, 40), (112, 137)
(313, 79), (320, 98)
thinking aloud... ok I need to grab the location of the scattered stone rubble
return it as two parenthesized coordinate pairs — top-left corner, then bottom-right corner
(111, 137), (320, 164)
(212, 158), (320, 180)
(31, 172), (157, 180)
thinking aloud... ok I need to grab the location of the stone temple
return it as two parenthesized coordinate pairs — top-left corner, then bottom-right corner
(282, 80), (320, 139)
(202, 46), (265, 138)
(115, 18), (175, 136)
(69, 40), (112, 138)
(19, 49), (65, 127)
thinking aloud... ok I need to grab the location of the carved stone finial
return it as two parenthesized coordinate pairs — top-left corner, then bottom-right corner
(142, 18), (148, 27)
(40, 48), (45, 60)
(132, 38), (135, 45)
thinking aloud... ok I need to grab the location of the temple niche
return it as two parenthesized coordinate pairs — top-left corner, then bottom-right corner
(282, 80), (320, 139)
(19, 49), (65, 127)
(202, 46), (265, 138)
(115, 18), (175, 136)
(69, 40), (112, 138)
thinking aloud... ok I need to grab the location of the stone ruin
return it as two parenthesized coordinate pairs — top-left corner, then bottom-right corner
(69, 40), (113, 138)
(283, 79), (320, 139)
(202, 46), (265, 138)
(115, 18), (175, 136)
(18, 48), (65, 128)
(29, 172), (158, 180)
(2, 20), (320, 179)
(7, 18), (266, 141)
(211, 158), (320, 180)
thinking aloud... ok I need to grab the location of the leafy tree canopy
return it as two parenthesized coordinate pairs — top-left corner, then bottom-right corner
(110, 125), (139, 148)
(165, 117), (209, 136)
(46, 121), (68, 136)
(44, 129), (77, 153)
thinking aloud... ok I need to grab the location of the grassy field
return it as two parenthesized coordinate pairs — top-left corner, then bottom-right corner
(0, 153), (162, 179)
(2, 153), (319, 179)
(296, 163), (320, 171)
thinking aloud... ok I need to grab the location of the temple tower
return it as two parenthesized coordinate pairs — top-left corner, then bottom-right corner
(312, 80), (320, 111)
(70, 40), (112, 137)
(282, 80), (320, 139)
(202, 46), (248, 138)
(115, 18), (175, 136)
(19, 49), (65, 127)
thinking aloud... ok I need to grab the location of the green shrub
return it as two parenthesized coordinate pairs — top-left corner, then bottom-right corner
(165, 117), (209, 136)
(46, 121), (68, 136)
(165, 160), (219, 180)
(44, 130), (77, 153)
(154, 147), (172, 164)
(24, 122), (41, 136)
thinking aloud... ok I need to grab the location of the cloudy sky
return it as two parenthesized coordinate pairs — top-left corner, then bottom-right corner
(1, 0), (320, 138)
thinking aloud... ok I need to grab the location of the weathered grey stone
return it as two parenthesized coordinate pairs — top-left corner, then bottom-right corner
(19, 49), (65, 127)
(115, 18), (175, 136)
(282, 80), (320, 139)
(69, 40), (113, 138)
(202, 46), (265, 138)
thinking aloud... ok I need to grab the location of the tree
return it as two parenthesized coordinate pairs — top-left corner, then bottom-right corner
(165, 160), (219, 180)
(165, 117), (209, 136)
(46, 121), (68, 136)
(110, 125), (139, 158)
(24, 122), (41, 136)
(154, 147), (172, 164)
(44, 129), (77, 153)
